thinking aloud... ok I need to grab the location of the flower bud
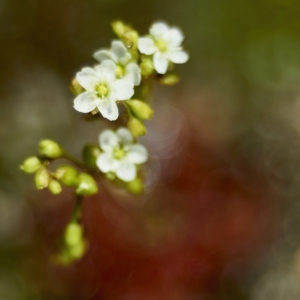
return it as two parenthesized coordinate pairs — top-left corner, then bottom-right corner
(48, 178), (62, 195)
(55, 165), (79, 187)
(140, 59), (154, 77)
(127, 176), (144, 195)
(76, 173), (98, 196)
(126, 99), (153, 120)
(20, 156), (42, 174)
(123, 30), (139, 49)
(69, 239), (87, 259)
(64, 223), (83, 247)
(128, 118), (146, 137)
(34, 167), (50, 190)
(111, 20), (131, 38)
(39, 140), (64, 159)
(70, 78), (84, 95)
(82, 144), (101, 168)
(159, 73), (180, 85)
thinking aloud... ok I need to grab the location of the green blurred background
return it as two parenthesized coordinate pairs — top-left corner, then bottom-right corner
(2, 0), (300, 299)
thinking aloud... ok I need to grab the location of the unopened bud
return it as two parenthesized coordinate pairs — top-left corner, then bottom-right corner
(82, 144), (101, 168)
(48, 178), (62, 195)
(127, 176), (144, 195)
(39, 140), (64, 159)
(128, 118), (146, 137)
(159, 73), (180, 85)
(123, 30), (139, 49)
(140, 60), (154, 77)
(111, 20), (131, 38)
(126, 99), (153, 120)
(64, 223), (83, 247)
(76, 173), (98, 196)
(34, 167), (50, 190)
(70, 78), (84, 95)
(55, 165), (78, 187)
(20, 156), (42, 174)
(69, 239), (87, 259)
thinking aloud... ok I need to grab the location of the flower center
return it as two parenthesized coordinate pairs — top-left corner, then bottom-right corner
(116, 65), (125, 79)
(155, 39), (168, 52)
(113, 147), (126, 160)
(96, 84), (109, 98)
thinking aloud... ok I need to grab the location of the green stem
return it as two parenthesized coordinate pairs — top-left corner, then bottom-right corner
(123, 101), (134, 118)
(71, 195), (83, 223)
(63, 151), (86, 169)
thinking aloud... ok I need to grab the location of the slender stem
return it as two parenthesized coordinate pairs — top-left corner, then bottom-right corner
(63, 151), (86, 169)
(71, 195), (83, 223)
(123, 101), (134, 118)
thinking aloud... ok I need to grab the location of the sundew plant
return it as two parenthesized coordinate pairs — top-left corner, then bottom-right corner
(20, 20), (189, 264)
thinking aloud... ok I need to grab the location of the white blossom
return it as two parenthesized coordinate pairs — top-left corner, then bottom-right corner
(74, 60), (134, 121)
(96, 128), (148, 182)
(94, 41), (141, 86)
(138, 22), (189, 74)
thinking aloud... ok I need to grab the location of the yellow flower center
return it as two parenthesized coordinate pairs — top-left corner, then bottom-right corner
(113, 147), (126, 160)
(96, 84), (108, 98)
(116, 65), (125, 78)
(155, 39), (168, 52)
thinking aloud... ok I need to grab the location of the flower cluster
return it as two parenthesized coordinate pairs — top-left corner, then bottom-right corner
(21, 20), (189, 265)
(70, 20), (189, 183)
(73, 21), (188, 121)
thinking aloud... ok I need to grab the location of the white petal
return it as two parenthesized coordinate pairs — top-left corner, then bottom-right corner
(93, 50), (116, 63)
(153, 52), (169, 74)
(150, 22), (169, 38)
(124, 63), (141, 86)
(138, 37), (156, 55)
(95, 60), (116, 83)
(126, 144), (148, 164)
(167, 28), (184, 47)
(116, 127), (133, 145)
(110, 79), (134, 101)
(167, 50), (189, 64)
(111, 41), (131, 65)
(116, 161), (136, 182)
(76, 67), (99, 91)
(99, 129), (119, 151)
(98, 99), (119, 121)
(74, 92), (98, 113)
(96, 153), (118, 173)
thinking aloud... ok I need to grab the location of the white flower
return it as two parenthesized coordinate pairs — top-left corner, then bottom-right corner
(93, 41), (141, 86)
(74, 60), (134, 121)
(96, 128), (148, 182)
(138, 22), (189, 74)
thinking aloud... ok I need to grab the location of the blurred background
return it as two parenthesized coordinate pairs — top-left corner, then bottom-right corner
(2, 0), (300, 299)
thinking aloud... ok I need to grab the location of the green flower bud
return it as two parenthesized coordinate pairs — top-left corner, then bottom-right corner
(126, 99), (154, 120)
(82, 144), (101, 168)
(55, 165), (79, 187)
(159, 74), (180, 85)
(128, 118), (146, 137)
(140, 60), (154, 77)
(69, 239), (87, 259)
(48, 178), (62, 195)
(123, 30), (139, 49)
(127, 176), (144, 195)
(76, 173), (98, 196)
(111, 20), (131, 38)
(39, 140), (64, 159)
(20, 156), (42, 174)
(70, 78), (84, 95)
(64, 223), (83, 247)
(34, 167), (50, 190)
(105, 172), (116, 181)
